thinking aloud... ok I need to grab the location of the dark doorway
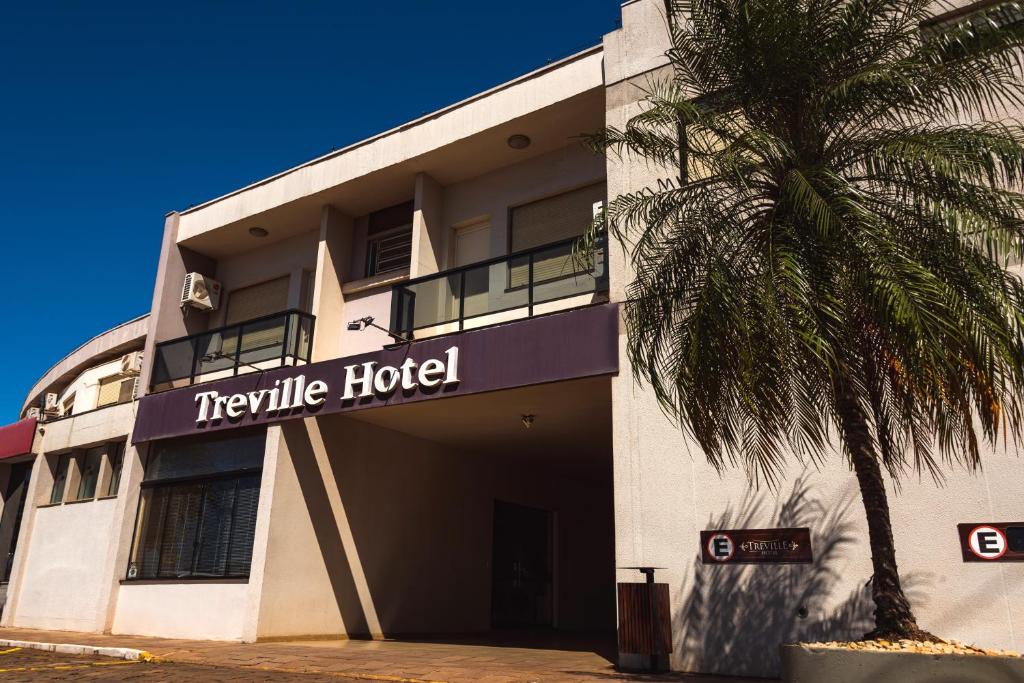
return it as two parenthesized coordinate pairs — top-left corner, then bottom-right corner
(490, 500), (553, 628)
(0, 462), (31, 582)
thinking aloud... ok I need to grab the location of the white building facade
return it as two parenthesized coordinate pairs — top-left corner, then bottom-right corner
(0, 1), (1020, 677)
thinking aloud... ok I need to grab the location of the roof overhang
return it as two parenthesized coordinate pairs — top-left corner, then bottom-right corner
(175, 46), (606, 258)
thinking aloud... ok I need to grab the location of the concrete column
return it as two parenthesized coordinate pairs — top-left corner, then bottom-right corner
(310, 206), (353, 362)
(602, 1), (681, 670)
(138, 212), (217, 397)
(242, 424), (285, 642)
(286, 267), (305, 310)
(0, 448), (47, 627)
(0, 464), (11, 557)
(97, 442), (149, 632)
(410, 173), (445, 277)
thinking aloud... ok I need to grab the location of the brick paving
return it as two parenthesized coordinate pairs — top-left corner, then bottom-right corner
(0, 627), (769, 682)
(0, 647), (366, 681)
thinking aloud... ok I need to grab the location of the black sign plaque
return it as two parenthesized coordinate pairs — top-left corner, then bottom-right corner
(700, 527), (813, 564)
(957, 522), (1024, 562)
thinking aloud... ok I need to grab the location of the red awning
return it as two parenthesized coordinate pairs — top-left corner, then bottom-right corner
(0, 417), (36, 460)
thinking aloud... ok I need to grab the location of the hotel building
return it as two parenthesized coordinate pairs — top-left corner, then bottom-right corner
(0, 1), (1020, 677)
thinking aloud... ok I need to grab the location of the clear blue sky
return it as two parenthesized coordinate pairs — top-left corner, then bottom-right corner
(0, 0), (622, 419)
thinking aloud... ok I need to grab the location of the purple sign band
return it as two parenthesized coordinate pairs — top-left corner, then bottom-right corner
(133, 303), (619, 444)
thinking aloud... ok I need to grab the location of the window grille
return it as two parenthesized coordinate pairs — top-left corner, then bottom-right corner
(367, 227), (413, 276)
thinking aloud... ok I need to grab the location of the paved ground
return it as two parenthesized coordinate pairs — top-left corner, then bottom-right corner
(0, 647), (368, 681)
(0, 627), (769, 682)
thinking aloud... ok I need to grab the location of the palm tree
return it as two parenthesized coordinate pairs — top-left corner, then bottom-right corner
(588, 0), (1024, 640)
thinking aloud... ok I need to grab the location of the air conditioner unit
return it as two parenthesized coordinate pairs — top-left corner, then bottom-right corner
(43, 392), (60, 415)
(181, 273), (222, 311)
(26, 407), (41, 419)
(120, 351), (143, 376)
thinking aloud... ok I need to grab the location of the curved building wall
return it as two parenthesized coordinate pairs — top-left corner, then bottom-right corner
(2, 315), (149, 633)
(21, 315), (148, 417)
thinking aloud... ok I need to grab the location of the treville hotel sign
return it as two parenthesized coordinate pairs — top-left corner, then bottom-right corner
(193, 347), (461, 423)
(133, 304), (620, 443)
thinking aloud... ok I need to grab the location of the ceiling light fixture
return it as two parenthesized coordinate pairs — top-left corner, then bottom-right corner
(249, 226), (269, 237)
(507, 134), (531, 150)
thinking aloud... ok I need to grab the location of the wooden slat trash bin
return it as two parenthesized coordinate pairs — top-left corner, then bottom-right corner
(617, 567), (671, 672)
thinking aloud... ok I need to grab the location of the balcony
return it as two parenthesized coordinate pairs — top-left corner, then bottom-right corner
(150, 310), (315, 393)
(390, 236), (608, 339)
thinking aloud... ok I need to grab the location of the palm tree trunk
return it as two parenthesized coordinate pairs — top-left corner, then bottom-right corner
(833, 380), (938, 642)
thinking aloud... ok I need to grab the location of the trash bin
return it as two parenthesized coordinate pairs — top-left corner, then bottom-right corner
(617, 567), (671, 673)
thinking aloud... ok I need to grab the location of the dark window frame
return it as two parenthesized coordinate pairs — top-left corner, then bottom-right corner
(106, 441), (125, 497)
(49, 454), (70, 505)
(126, 468), (262, 581)
(73, 447), (103, 501)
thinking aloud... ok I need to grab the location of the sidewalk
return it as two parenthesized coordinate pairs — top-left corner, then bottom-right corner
(0, 627), (770, 682)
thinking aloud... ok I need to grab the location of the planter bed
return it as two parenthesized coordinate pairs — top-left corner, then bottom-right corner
(781, 641), (1024, 683)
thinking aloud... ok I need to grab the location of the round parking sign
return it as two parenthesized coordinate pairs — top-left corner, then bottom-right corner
(707, 533), (735, 562)
(968, 525), (1007, 560)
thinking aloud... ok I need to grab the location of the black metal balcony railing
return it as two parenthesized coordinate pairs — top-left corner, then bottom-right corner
(390, 235), (608, 338)
(150, 310), (315, 393)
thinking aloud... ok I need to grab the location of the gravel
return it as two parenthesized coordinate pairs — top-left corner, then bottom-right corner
(802, 639), (1022, 657)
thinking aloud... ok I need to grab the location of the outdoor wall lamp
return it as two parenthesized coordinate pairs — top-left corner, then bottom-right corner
(521, 414), (535, 429)
(346, 316), (413, 344)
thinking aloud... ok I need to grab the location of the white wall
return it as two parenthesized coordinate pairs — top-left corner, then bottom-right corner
(440, 144), (605, 269)
(611, 341), (1024, 676)
(39, 401), (136, 452)
(111, 582), (250, 641)
(10, 498), (119, 632)
(602, 1), (1024, 677)
(210, 229), (319, 328)
(56, 358), (127, 415)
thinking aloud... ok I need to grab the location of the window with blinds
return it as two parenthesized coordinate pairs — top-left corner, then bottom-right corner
(97, 375), (135, 408)
(509, 183), (605, 288)
(127, 432), (264, 581)
(222, 277), (291, 359)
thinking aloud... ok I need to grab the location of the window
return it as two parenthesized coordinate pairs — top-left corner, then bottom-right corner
(106, 442), (124, 497)
(221, 277), (291, 360)
(50, 454), (70, 505)
(74, 447), (103, 501)
(61, 394), (75, 417)
(509, 183), (606, 287)
(367, 229), (413, 277)
(97, 376), (135, 408)
(224, 277), (290, 326)
(127, 431), (265, 580)
(365, 201), (414, 277)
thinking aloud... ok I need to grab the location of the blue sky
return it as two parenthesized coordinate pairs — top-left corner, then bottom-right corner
(0, 0), (622, 419)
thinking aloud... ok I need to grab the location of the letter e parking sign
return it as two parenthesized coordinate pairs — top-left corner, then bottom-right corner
(968, 525), (1007, 560)
(707, 533), (735, 562)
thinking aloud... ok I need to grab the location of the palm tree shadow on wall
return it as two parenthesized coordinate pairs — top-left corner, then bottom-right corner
(677, 476), (932, 678)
